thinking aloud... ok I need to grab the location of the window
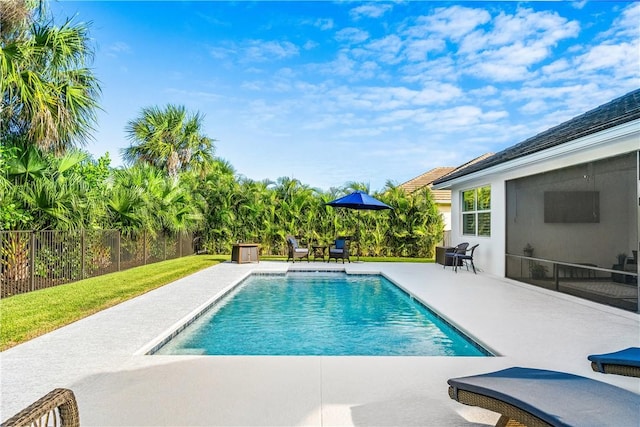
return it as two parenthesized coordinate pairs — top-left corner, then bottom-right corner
(462, 186), (491, 236)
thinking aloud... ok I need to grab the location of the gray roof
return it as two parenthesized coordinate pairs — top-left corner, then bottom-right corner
(433, 88), (640, 185)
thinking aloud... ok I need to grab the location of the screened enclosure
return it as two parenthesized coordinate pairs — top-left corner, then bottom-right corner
(505, 151), (639, 312)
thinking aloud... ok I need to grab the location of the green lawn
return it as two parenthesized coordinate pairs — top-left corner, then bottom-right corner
(0, 255), (432, 351)
(0, 255), (225, 350)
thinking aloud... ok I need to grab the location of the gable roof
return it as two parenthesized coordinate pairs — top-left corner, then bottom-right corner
(400, 153), (495, 203)
(399, 166), (456, 194)
(433, 88), (640, 185)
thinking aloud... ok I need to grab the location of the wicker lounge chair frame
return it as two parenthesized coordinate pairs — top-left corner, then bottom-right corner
(447, 387), (550, 427)
(590, 362), (640, 377)
(2, 388), (79, 427)
(588, 347), (640, 377)
(447, 367), (640, 427)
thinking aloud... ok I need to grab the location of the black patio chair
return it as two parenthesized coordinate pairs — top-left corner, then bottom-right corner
(454, 244), (479, 274)
(444, 242), (468, 270)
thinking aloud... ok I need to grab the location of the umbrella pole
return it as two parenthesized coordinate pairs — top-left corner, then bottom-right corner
(357, 210), (361, 261)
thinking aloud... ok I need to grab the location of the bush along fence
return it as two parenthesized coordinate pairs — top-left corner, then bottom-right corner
(0, 230), (196, 298)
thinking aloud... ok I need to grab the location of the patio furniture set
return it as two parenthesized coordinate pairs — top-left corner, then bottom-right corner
(440, 242), (479, 274)
(286, 235), (351, 263)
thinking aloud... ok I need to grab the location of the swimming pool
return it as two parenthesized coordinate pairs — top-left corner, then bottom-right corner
(153, 272), (491, 356)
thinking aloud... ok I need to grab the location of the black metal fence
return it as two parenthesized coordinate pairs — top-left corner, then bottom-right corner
(0, 230), (195, 298)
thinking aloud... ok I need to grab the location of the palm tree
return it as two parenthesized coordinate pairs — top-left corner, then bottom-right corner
(1, 1), (101, 153)
(5, 147), (96, 230)
(123, 104), (216, 178)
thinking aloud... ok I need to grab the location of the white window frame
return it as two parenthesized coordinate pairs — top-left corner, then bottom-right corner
(461, 185), (491, 237)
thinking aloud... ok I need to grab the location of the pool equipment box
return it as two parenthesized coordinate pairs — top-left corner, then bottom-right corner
(231, 243), (260, 264)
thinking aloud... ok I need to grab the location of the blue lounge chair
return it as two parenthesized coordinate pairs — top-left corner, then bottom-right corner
(588, 347), (640, 377)
(448, 367), (640, 427)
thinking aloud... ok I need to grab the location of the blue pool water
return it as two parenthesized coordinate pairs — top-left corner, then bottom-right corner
(154, 272), (490, 356)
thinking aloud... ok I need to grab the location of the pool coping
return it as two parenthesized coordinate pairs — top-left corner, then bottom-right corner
(2, 261), (638, 426)
(141, 269), (496, 357)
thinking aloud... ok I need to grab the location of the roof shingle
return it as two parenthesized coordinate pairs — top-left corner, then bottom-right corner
(434, 88), (640, 185)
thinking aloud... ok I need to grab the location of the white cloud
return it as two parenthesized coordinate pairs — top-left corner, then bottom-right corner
(600, 2), (640, 39)
(314, 18), (334, 31)
(106, 41), (131, 57)
(303, 40), (318, 50)
(208, 45), (235, 60)
(574, 42), (637, 73)
(335, 27), (370, 44)
(571, 1), (588, 10)
(400, 57), (458, 84)
(469, 85), (498, 97)
(350, 3), (393, 20)
(244, 40), (299, 62)
(413, 84), (463, 105)
(409, 6), (491, 41)
(403, 38), (446, 62)
(472, 61), (532, 82)
(363, 34), (403, 64)
(458, 8), (580, 82)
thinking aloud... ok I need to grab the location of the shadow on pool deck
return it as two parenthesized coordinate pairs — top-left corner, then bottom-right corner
(1, 261), (638, 426)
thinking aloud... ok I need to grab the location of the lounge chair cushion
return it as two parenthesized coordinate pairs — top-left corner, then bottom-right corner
(335, 239), (345, 249)
(588, 347), (640, 372)
(294, 248), (308, 253)
(330, 248), (344, 254)
(448, 367), (640, 427)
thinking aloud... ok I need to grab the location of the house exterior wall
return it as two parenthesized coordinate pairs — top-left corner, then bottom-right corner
(437, 203), (451, 231)
(447, 120), (639, 277)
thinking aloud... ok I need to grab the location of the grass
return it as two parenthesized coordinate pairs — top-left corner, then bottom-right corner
(0, 255), (225, 351)
(0, 254), (432, 351)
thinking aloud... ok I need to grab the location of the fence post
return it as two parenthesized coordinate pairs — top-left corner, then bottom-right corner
(143, 230), (147, 265)
(179, 233), (183, 257)
(30, 231), (35, 292)
(81, 229), (86, 280)
(117, 231), (121, 272)
(163, 234), (167, 260)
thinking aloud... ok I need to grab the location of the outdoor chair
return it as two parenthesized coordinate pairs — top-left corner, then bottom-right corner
(447, 367), (640, 427)
(454, 243), (479, 274)
(285, 235), (309, 262)
(444, 242), (468, 270)
(588, 347), (640, 377)
(328, 237), (350, 263)
(2, 388), (80, 427)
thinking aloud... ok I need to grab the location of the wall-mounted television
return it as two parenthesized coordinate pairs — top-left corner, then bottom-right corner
(544, 191), (599, 223)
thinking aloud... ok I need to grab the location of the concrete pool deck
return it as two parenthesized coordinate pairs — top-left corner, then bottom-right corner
(1, 261), (638, 426)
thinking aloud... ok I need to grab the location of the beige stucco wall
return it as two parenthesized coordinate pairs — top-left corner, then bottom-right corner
(437, 204), (451, 231)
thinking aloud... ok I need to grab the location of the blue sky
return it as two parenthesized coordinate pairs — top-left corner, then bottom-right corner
(51, 1), (639, 192)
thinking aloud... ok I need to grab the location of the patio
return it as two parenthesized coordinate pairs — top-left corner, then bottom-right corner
(1, 261), (638, 426)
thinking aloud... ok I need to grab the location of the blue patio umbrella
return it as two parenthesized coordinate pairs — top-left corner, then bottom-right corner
(326, 191), (393, 260)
